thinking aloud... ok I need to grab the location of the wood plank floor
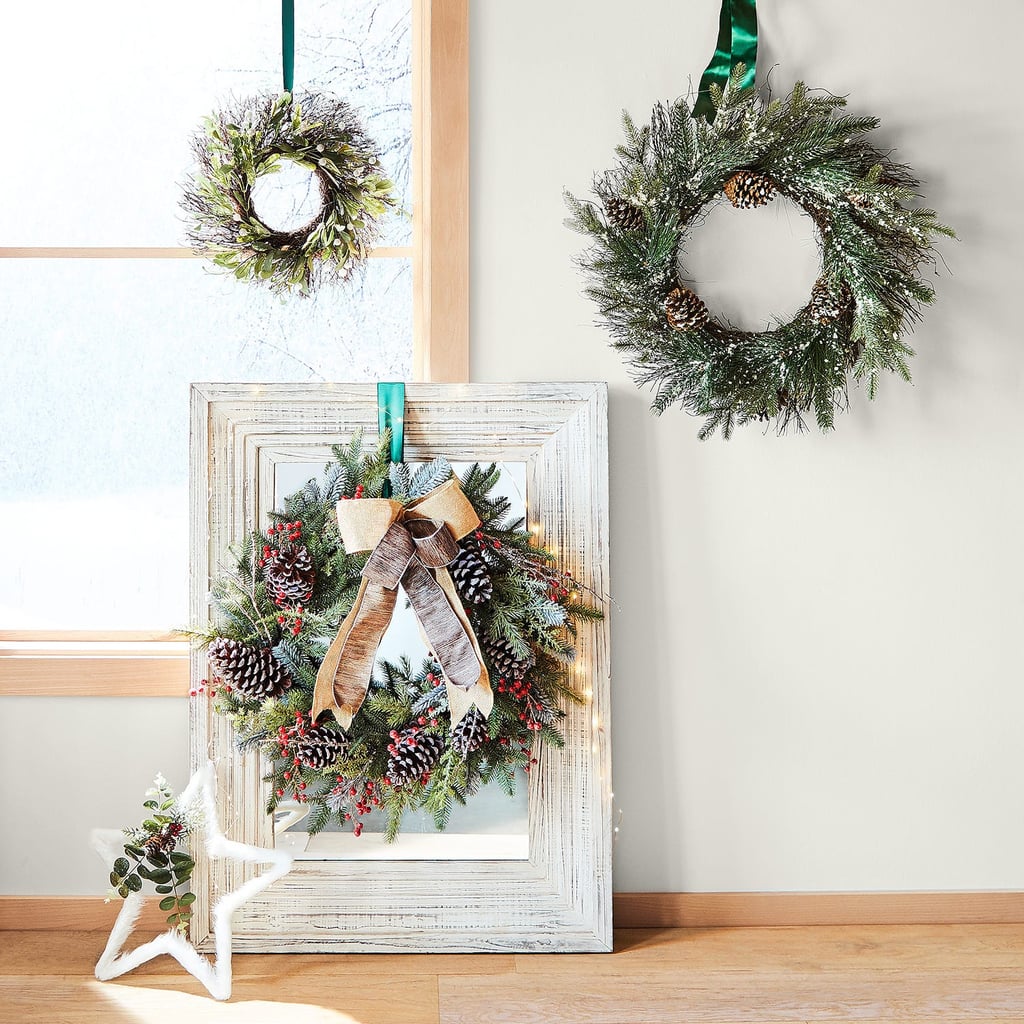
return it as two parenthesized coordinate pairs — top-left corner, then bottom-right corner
(2, 925), (1024, 1023)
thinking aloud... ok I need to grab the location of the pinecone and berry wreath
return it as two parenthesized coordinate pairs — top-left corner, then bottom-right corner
(182, 92), (396, 295)
(188, 431), (602, 842)
(566, 68), (954, 437)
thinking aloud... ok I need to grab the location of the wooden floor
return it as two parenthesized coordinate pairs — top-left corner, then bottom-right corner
(2, 925), (1024, 1023)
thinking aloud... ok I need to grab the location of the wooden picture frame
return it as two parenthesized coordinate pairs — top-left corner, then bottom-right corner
(189, 382), (611, 952)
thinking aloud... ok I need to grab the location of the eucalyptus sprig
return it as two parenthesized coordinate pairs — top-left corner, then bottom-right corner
(106, 774), (197, 934)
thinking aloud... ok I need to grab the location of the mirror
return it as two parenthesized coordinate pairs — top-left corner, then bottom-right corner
(271, 459), (530, 861)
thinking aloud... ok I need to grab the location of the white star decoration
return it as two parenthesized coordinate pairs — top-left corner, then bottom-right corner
(91, 762), (293, 1001)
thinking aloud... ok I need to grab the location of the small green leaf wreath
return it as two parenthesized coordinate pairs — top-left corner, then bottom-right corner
(566, 70), (954, 437)
(187, 432), (602, 842)
(182, 92), (396, 294)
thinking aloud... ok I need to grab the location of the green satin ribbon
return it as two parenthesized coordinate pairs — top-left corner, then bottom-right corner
(282, 0), (295, 93)
(377, 382), (406, 497)
(692, 0), (758, 122)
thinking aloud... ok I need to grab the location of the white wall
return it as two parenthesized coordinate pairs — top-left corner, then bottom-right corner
(0, 698), (190, 894)
(5, 1), (1022, 901)
(471, 0), (1024, 891)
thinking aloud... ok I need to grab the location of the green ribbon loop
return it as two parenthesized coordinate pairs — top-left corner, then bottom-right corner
(692, 0), (758, 123)
(377, 382), (406, 497)
(282, 0), (295, 94)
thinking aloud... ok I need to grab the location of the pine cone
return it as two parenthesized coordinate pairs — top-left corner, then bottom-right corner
(449, 542), (493, 605)
(664, 286), (710, 331)
(294, 724), (347, 770)
(723, 170), (776, 209)
(208, 637), (292, 700)
(450, 707), (489, 757)
(264, 545), (315, 604)
(528, 686), (560, 727)
(143, 822), (183, 854)
(604, 196), (644, 231)
(847, 190), (872, 212)
(481, 633), (535, 682)
(806, 277), (850, 324)
(385, 727), (445, 785)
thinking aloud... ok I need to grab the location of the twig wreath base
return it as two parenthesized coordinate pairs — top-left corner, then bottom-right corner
(187, 432), (601, 842)
(183, 92), (396, 295)
(566, 69), (953, 437)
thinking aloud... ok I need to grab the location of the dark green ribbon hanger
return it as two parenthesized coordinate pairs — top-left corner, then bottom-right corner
(692, 0), (758, 122)
(282, 0), (295, 93)
(378, 382), (406, 497)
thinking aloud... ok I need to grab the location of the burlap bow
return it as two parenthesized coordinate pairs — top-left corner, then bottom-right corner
(312, 478), (493, 730)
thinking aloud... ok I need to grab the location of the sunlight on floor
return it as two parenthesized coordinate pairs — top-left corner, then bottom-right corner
(94, 981), (367, 1024)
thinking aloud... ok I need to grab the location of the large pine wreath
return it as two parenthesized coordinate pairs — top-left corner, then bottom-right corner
(188, 432), (601, 841)
(566, 71), (954, 437)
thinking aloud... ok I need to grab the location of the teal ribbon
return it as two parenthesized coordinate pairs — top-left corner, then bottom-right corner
(692, 0), (758, 122)
(282, 0), (295, 93)
(377, 382), (405, 497)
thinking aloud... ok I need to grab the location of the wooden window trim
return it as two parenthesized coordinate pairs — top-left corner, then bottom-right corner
(412, 0), (470, 383)
(0, 0), (469, 696)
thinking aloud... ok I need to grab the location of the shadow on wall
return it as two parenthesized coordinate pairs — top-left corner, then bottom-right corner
(607, 384), (689, 886)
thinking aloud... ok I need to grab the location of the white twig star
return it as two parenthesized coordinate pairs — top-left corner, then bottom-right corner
(91, 761), (293, 1000)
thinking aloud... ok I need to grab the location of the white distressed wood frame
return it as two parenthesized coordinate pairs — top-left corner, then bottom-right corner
(189, 382), (611, 952)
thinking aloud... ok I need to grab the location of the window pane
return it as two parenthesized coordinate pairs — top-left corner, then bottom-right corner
(0, 257), (412, 628)
(0, 0), (412, 246)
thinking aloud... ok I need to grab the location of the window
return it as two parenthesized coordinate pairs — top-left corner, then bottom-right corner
(0, 0), (468, 695)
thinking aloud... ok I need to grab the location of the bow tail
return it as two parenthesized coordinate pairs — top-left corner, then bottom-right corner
(404, 560), (491, 725)
(312, 578), (399, 729)
(433, 568), (492, 724)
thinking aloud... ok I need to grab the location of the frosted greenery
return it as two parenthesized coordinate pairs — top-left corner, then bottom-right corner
(566, 67), (954, 437)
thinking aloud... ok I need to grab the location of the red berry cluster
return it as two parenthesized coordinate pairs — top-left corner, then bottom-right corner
(496, 676), (545, 732)
(548, 574), (572, 603)
(339, 484), (366, 501)
(418, 672), (442, 729)
(258, 519), (309, 634)
(524, 560), (576, 603)
(473, 528), (502, 551)
(274, 710), (313, 802)
(328, 777), (379, 837)
(276, 604), (306, 637)
(387, 725), (427, 754)
(494, 675), (542, 774)
(191, 676), (232, 698)
(262, 519), (304, 552)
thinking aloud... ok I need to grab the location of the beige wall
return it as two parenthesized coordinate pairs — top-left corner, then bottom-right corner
(470, 0), (1024, 891)
(4, 1), (1021, 900)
